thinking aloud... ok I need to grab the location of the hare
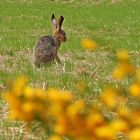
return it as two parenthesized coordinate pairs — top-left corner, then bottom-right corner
(33, 14), (67, 68)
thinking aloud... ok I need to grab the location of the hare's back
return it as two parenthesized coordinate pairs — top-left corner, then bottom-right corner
(34, 35), (57, 60)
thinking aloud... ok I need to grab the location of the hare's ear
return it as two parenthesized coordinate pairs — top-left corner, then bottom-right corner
(58, 16), (64, 28)
(51, 14), (58, 27)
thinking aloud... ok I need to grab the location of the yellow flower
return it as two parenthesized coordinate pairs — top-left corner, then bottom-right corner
(48, 135), (63, 140)
(48, 104), (64, 116)
(54, 124), (67, 136)
(128, 128), (140, 140)
(124, 63), (135, 74)
(113, 62), (135, 80)
(24, 86), (34, 99)
(117, 50), (129, 62)
(86, 113), (104, 129)
(12, 76), (27, 97)
(47, 88), (73, 104)
(22, 102), (35, 113)
(117, 107), (129, 118)
(113, 50), (135, 80)
(101, 87), (119, 108)
(109, 119), (129, 132)
(35, 88), (47, 101)
(54, 117), (68, 135)
(112, 65), (126, 80)
(66, 100), (85, 119)
(95, 126), (115, 139)
(129, 110), (140, 126)
(5, 93), (20, 108)
(4, 77), (48, 122)
(81, 38), (98, 50)
(9, 109), (21, 120)
(75, 136), (93, 140)
(129, 83), (140, 97)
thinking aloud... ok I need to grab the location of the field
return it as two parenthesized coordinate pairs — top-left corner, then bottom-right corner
(0, 0), (140, 139)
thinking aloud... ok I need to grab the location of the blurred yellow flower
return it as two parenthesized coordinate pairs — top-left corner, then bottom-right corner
(22, 102), (35, 113)
(35, 88), (47, 101)
(86, 112), (104, 129)
(129, 110), (140, 126)
(12, 76), (27, 97)
(109, 119), (129, 132)
(47, 88), (73, 105)
(54, 120), (68, 135)
(95, 126), (115, 139)
(117, 107), (129, 118)
(48, 135), (63, 140)
(128, 128), (140, 140)
(112, 65), (126, 80)
(81, 38), (98, 50)
(117, 50), (129, 62)
(66, 100), (85, 119)
(24, 86), (34, 99)
(129, 83), (140, 97)
(101, 87), (119, 108)
(4, 77), (48, 122)
(113, 63), (135, 80)
(113, 52), (135, 80)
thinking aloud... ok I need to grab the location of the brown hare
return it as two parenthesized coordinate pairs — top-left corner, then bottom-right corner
(33, 14), (67, 68)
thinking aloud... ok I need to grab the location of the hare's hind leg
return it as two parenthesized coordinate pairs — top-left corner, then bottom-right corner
(33, 56), (41, 68)
(55, 55), (61, 63)
(36, 64), (40, 68)
(34, 61), (41, 68)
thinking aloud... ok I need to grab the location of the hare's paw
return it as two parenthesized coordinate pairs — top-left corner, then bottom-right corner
(55, 56), (61, 64)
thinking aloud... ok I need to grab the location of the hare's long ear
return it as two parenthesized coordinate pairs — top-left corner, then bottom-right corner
(58, 16), (64, 29)
(51, 14), (58, 28)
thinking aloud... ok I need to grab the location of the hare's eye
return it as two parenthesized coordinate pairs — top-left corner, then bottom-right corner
(63, 32), (65, 35)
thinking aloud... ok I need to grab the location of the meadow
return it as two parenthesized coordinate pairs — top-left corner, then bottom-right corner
(0, 0), (140, 139)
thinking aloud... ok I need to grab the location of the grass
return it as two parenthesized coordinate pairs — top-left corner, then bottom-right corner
(0, 0), (140, 139)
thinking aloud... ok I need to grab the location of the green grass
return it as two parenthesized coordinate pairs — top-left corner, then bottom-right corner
(0, 0), (140, 139)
